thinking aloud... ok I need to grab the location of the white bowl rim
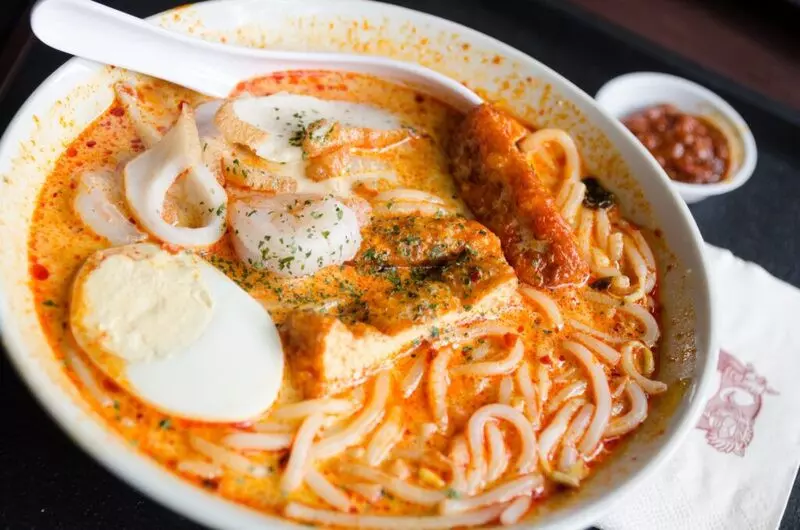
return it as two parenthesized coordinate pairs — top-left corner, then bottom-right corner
(0, 2), (718, 529)
(595, 71), (758, 197)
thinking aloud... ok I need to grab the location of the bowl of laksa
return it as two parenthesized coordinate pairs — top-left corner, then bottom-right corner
(0, 1), (716, 528)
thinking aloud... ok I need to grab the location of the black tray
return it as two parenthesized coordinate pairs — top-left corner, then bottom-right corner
(1, 0), (798, 528)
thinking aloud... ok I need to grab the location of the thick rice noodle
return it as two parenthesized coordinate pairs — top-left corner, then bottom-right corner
(518, 128), (581, 182)
(448, 435), (470, 494)
(429, 347), (455, 433)
(270, 398), (355, 421)
(538, 398), (586, 467)
(620, 342), (668, 394)
(252, 422), (295, 434)
(573, 332), (621, 365)
(500, 495), (533, 525)
(222, 432), (293, 451)
(545, 380), (587, 415)
(485, 422), (510, 484)
(567, 319), (625, 344)
(313, 372), (391, 459)
(281, 412), (325, 493)
(519, 286), (564, 330)
(498, 376), (514, 405)
(439, 473), (543, 515)
(562, 403), (594, 450)
(594, 209), (611, 252)
(514, 362), (540, 427)
(177, 460), (222, 479)
(401, 356), (427, 398)
(66, 348), (112, 408)
(537, 364), (552, 405)
(345, 482), (384, 503)
(561, 181), (586, 226)
(447, 323), (520, 346)
(561, 341), (612, 455)
(189, 436), (268, 478)
(584, 291), (660, 347)
(466, 404), (538, 493)
(343, 463), (446, 506)
(306, 468), (352, 512)
(452, 337), (524, 376)
(554, 179), (572, 209)
(365, 407), (404, 466)
(620, 235), (649, 303)
(576, 209), (594, 260)
(605, 381), (648, 437)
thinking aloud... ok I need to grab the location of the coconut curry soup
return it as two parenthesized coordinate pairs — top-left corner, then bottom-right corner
(29, 70), (666, 528)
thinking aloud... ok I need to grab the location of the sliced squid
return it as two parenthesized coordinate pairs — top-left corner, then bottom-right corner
(74, 168), (147, 245)
(123, 104), (227, 248)
(229, 193), (362, 277)
(116, 88), (228, 191)
(114, 82), (178, 148)
(194, 99), (223, 139)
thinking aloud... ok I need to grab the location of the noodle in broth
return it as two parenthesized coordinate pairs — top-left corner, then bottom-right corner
(28, 70), (666, 527)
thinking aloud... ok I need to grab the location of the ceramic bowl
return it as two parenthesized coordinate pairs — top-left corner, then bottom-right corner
(0, 1), (716, 528)
(595, 72), (757, 204)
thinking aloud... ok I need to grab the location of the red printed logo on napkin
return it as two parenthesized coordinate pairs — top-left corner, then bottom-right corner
(697, 351), (777, 456)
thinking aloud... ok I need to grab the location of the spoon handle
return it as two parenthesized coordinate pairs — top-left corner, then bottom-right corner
(31, 0), (255, 97)
(31, 0), (482, 108)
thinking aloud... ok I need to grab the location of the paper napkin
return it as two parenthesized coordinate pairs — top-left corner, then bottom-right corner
(599, 245), (800, 530)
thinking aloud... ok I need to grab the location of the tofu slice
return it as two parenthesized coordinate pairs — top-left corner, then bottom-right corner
(284, 277), (516, 398)
(282, 215), (519, 398)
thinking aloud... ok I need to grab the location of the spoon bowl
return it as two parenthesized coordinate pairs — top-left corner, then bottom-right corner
(31, 0), (483, 110)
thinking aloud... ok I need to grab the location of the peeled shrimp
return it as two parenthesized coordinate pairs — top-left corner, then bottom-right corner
(229, 193), (362, 277)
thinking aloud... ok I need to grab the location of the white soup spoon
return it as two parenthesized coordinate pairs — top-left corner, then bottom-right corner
(31, 0), (483, 111)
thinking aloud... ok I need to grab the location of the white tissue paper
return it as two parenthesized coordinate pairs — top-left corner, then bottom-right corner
(599, 245), (800, 530)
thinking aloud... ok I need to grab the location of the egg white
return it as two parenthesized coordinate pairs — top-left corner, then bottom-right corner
(71, 243), (284, 423)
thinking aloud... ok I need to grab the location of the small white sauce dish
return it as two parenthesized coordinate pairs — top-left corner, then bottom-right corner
(595, 72), (757, 204)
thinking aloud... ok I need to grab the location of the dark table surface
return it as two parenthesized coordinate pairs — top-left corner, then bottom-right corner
(1, 0), (798, 528)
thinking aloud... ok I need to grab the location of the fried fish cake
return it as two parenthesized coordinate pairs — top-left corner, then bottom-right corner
(449, 104), (588, 288)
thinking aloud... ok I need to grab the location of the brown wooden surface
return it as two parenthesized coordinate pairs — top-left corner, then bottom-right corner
(567, 0), (800, 110)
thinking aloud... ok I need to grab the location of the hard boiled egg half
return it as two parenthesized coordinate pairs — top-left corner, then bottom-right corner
(70, 243), (283, 422)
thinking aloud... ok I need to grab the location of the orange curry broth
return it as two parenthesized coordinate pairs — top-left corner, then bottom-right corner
(28, 70), (660, 518)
